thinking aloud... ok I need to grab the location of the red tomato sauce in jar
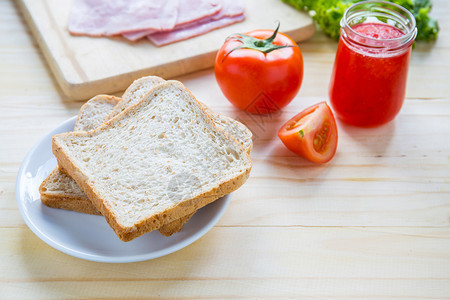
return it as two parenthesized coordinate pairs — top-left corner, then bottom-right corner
(328, 1), (417, 127)
(352, 23), (405, 39)
(329, 23), (410, 127)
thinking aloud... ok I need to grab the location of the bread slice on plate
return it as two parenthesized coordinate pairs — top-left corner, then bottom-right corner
(40, 77), (252, 236)
(52, 81), (252, 242)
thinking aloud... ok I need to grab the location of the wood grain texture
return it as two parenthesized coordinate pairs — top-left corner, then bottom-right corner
(1, 227), (450, 299)
(16, 0), (315, 100)
(2, 0), (450, 298)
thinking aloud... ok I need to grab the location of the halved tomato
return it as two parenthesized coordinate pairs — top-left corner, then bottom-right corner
(278, 102), (338, 163)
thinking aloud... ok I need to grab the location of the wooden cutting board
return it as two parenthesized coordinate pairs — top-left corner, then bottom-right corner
(17, 0), (315, 100)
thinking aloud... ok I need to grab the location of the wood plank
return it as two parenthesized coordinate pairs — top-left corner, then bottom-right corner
(16, 0), (315, 99)
(1, 227), (450, 299)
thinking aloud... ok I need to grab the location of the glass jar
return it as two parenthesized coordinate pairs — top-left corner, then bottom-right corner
(329, 1), (417, 127)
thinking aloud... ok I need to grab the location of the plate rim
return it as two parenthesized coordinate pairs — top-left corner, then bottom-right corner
(15, 116), (231, 263)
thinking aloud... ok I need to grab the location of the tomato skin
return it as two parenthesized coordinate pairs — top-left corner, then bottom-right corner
(215, 29), (303, 114)
(278, 102), (338, 163)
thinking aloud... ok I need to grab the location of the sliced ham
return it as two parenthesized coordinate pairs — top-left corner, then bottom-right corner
(177, 0), (223, 25)
(68, 0), (246, 45)
(147, 0), (245, 46)
(68, 0), (179, 36)
(122, 0), (222, 41)
(147, 14), (245, 46)
(216, 0), (247, 17)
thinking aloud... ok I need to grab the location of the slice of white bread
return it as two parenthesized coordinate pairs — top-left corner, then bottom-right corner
(52, 81), (252, 241)
(40, 90), (252, 235)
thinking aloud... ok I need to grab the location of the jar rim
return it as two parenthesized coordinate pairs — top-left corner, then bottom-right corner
(341, 0), (417, 47)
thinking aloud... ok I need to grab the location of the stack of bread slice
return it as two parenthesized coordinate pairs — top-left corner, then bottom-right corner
(40, 77), (252, 242)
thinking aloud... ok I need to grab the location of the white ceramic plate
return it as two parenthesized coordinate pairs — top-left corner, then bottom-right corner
(16, 117), (231, 263)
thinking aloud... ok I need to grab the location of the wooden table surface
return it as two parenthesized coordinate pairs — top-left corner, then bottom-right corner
(1, 0), (450, 298)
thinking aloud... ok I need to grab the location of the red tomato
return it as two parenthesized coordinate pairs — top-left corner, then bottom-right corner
(278, 102), (338, 163)
(214, 24), (303, 114)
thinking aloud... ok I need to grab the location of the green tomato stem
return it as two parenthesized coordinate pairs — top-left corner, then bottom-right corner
(221, 22), (297, 62)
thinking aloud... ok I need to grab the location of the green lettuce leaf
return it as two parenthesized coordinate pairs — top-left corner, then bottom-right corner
(282, 0), (439, 41)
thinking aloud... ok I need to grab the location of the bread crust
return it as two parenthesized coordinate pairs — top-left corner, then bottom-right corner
(158, 212), (195, 237)
(41, 194), (103, 215)
(52, 81), (252, 242)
